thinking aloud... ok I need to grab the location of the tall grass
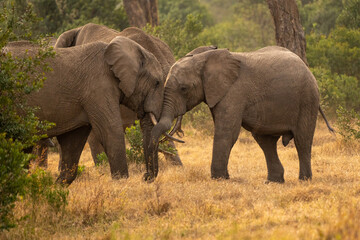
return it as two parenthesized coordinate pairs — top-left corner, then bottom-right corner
(1, 122), (359, 239)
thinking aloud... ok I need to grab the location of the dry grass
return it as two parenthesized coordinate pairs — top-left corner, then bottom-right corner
(1, 121), (360, 239)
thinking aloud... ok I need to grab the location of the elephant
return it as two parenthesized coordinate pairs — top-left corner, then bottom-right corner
(150, 46), (334, 183)
(54, 23), (183, 172)
(5, 36), (166, 185)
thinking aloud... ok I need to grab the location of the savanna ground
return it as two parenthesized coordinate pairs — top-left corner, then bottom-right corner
(1, 121), (360, 239)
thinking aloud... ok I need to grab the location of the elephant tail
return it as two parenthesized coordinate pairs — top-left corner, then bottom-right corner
(319, 106), (335, 133)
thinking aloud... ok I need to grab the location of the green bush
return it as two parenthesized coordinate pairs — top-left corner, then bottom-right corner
(307, 26), (360, 113)
(311, 67), (360, 113)
(0, 1), (56, 230)
(26, 169), (68, 215)
(336, 106), (360, 141)
(183, 103), (213, 135)
(125, 120), (177, 164)
(145, 13), (206, 59)
(95, 152), (108, 166)
(12, 0), (129, 35)
(0, 134), (30, 230)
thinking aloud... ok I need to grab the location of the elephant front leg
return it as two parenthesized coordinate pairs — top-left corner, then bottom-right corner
(57, 125), (91, 185)
(101, 129), (129, 179)
(211, 114), (242, 179)
(87, 102), (129, 179)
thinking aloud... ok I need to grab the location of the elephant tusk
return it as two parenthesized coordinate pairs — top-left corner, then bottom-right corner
(168, 115), (183, 136)
(150, 113), (185, 143)
(149, 112), (158, 125)
(162, 133), (185, 143)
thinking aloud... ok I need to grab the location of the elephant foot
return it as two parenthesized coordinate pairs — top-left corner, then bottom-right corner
(299, 175), (312, 181)
(264, 178), (285, 184)
(266, 174), (285, 184)
(111, 172), (129, 180)
(211, 172), (230, 180)
(143, 172), (155, 183)
(55, 176), (74, 186)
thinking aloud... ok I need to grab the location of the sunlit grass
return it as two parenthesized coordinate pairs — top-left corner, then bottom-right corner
(1, 122), (359, 239)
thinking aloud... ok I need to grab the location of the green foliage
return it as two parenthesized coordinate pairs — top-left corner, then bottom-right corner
(307, 27), (360, 80)
(298, 0), (343, 35)
(158, 0), (213, 27)
(183, 103), (213, 135)
(0, 1), (55, 230)
(337, 0), (360, 29)
(11, 0), (128, 36)
(77, 165), (86, 176)
(95, 152), (108, 166)
(26, 169), (68, 214)
(336, 106), (360, 141)
(125, 120), (177, 164)
(0, 134), (30, 230)
(311, 67), (360, 112)
(145, 14), (207, 59)
(125, 120), (144, 164)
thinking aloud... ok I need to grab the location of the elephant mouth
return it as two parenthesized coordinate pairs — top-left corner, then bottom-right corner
(136, 108), (146, 119)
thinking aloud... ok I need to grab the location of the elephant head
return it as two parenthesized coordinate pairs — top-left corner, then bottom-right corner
(104, 36), (164, 120)
(149, 48), (241, 174)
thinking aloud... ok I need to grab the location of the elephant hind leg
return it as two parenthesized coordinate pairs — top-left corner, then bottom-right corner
(87, 131), (105, 166)
(294, 132), (314, 181)
(253, 134), (284, 183)
(56, 125), (91, 185)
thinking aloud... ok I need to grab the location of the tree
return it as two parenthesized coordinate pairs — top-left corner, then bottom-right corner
(123, 0), (159, 28)
(266, 0), (308, 65)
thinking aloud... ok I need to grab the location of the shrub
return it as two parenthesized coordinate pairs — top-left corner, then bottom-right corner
(125, 121), (144, 164)
(26, 169), (68, 215)
(311, 67), (360, 113)
(145, 13), (206, 59)
(0, 134), (30, 230)
(125, 120), (178, 164)
(336, 106), (360, 141)
(183, 103), (213, 135)
(95, 152), (108, 166)
(0, 1), (55, 230)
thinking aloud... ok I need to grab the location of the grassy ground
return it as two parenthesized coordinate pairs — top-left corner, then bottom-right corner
(1, 122), (360, 239)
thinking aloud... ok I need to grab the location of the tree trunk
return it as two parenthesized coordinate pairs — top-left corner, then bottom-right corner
(266, 0), (308, 66)
(123, 0), (159, 28)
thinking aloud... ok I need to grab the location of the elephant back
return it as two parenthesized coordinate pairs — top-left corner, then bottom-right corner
(119, 27), (175, 79)
(76, 23), (120, 45)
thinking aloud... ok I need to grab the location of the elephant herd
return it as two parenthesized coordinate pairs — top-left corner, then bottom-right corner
(5, 23), (334, 185)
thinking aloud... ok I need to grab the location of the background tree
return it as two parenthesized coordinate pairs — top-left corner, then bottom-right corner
(123, 0), (158, 28)
(266, 0), (308, 65)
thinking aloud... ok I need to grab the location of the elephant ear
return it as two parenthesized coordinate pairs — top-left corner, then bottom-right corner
(202, 49), (241, 108)
(104, 36), (145, 97)
(54, 27), (81, 48)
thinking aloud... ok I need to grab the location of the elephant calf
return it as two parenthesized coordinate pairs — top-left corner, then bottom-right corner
(151, 46), (334, 183)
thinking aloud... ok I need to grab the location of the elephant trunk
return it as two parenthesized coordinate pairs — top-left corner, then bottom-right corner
(145, 103), (176, 181)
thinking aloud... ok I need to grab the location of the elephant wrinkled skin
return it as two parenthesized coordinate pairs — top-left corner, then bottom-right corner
(6, 37), (164, 185)
(55, 23), (182, 177)
(151, 46), (334, 183)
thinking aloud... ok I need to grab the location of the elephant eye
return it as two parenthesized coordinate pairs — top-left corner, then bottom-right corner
(155, 80), (160, 88)
(180, 86), (188, 93)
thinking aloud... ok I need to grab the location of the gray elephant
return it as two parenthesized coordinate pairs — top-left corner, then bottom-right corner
(5, 36), (165, 185)
(54, 23), (183, 173)
(150, 46), (334, 183)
